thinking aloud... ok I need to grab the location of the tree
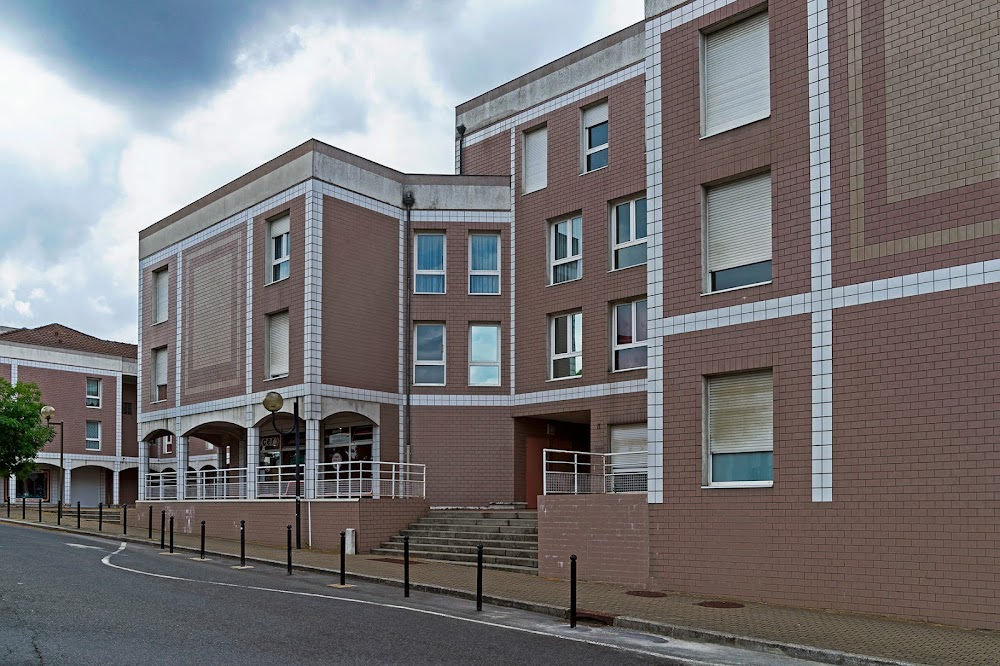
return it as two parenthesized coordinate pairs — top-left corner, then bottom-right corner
(0, 379), (53, 479)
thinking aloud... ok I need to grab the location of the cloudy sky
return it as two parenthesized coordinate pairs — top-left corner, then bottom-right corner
(0, 0), (642, 343)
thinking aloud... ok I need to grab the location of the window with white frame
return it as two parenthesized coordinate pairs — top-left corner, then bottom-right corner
(610, 423), (648, 493)
(415, 233), (445, 294)
(705, 172), (772, 291)
(86, 377), (102, 408)
(706, 369), (773, 485)
(550, 216), (582, 284)
(469, 233), (500, 294)
(612, 197), (647, 270)
(582, 102), (608, 173)
(266, 310), (289, 379)
(523, 125), (548, 193)
(153, 267), (168, 324)
(468, 324), (500, 386)
(550, 311), (582, 379)
(151, 347), (167, 402)
(85, 421), (101, 451)
(702, 11), (770, 136)
(268, 215), (291, 283)
(163, 435), (173, 456)
(613, 299), (647, 371)
(414, 323), (445, 385)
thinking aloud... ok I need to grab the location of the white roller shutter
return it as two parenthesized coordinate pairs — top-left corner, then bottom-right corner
(270, 215), (290, 238)
(154, 269), (168, 323)
(582, 102), (608, 128)
(707, 172), (772, 273)
(704, 11), (770, 136)
(611, 424), (647, 455)
(153, 348), (167, 399)
(523, 126), (548, 193)
(708, 370), (773, 454)
(268, 311), (289, 377)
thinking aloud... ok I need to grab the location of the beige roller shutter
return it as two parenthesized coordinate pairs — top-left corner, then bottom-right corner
(582, 101), (608, 128)
(270, 215), (290, 238)
(154, 270), (168, 323)
(707, 172), (772, 273)
(611, 423), (647, 456)
(153, 348), (167, 393)
(268, 311), (289, 377)
(523, 126), (548, 193)
(704, 11), (770, 135)
(708, 370), (773, 454)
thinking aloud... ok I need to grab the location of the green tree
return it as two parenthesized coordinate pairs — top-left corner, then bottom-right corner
(0, 379), (53, 479)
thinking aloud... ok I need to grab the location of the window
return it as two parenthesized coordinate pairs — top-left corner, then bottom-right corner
(612, 197), (647, 270)
(469, 234), (500, 294)
(523, 125), (548, 193)
(86, 377), (102, 408)
(163, 435), (173, 456)
(415, 233), (445, 294)
(582, 102), (608, 172)
(550, 311), (583, 379)
(550, 216), (582, 284)
(122, 402), (132, 416)
(610, 424), (648, 493)
(266, 310), (290, 379)
(85, 421), (101, 451)
(414, 323), (445, 385)
(153, 268), (168, 323)
(702, 11), (770, 136)
(469, 324), (500, 386)
(706, 370), (773, 485)
(613, 299), (648, 371)
(268, 215), (291, 283)
(151, 347), (167, 402)
(705, 172), (772, 291)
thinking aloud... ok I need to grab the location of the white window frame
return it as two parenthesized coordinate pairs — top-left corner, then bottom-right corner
(266, 310), (290, 380)
(414, 232), (446, 294)
(85, 377), (102, 408)
(468, 323), (501, 387)
(703, 369), (774, 488)
(152, 267), (169, 324)
(581, 101), (609, 174)
(700, 11), (771, 138)
(522, 125), (548, 194)
(549, 311), (583, 380)
(549, 216), (582, 285)
(611, 197), (647, 271)
(267, 215), (291, 284)
(163, 435), (174, 456)
(151, 347), (167, 403)
(468, 233), (501, 295)
(413, 323), (446, 386)
(612, 299), (648, 372)
(85, 421), (101, 451)
(703, 171), (773, 293)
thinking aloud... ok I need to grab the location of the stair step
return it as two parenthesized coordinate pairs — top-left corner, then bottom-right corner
(399, 529), (537, 543)
(406, 523), (537, 535)
(413, 517), (538, 528)
(388, 535), (537, 550)
(385, 541), (536, 558)
(371, 547), (537, 569)
(430, 510), (538, 520)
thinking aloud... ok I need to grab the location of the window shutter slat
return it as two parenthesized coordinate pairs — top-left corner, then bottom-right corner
(154, 348), (167, 385)
(582, 102), (608, 127)
(611, 424), (647, 455)
(270, 215), (290, 237)
(523, 127), (547, 193)
(709, 371), (773, 454)
(269, 311), (289, 376)
(705, 12), (770, 135)
(707, 172), (772, 272)
(154, 270), (168, 322)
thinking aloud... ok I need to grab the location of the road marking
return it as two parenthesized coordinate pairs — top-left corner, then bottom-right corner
(101, 542), (689, 663)
(66, 543), (104, 550)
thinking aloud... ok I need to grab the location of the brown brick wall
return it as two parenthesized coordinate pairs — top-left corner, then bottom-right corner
(121, 379), (137, 457)
(0, 363), (10, 381)
(462, 133), (510, 178)
(142, 255), (177, 413)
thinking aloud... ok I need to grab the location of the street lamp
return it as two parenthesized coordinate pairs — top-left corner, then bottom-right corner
(262, 391), (301, 549)
(40, 405), (64, 520)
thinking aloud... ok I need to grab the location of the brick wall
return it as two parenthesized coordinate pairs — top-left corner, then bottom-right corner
(142, 255), (177, 413)
(20, 366), (120, 458)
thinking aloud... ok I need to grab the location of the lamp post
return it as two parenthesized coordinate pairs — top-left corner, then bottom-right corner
(262, 391), (301, 548)
(40, 405), (64, 515)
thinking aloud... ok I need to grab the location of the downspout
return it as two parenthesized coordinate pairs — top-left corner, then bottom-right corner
(402, 190), (415, 465)
(456, 124), (466, 175)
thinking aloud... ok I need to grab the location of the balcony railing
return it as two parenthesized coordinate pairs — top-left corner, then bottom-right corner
(316, 461), (425, 499)
(145, 471), (178, 501)
(255, 464), (302, 499)
(543, 449), (647, 495)
(186, 467), (248, 500)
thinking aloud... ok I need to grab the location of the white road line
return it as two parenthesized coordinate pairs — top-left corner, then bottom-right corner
(66, 543), (104, 550)
(101, 542), (688, 663)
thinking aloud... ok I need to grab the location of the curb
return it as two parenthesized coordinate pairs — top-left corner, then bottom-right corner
(2, 518), (918, 666)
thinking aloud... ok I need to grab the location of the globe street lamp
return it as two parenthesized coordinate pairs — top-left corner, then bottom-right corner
(262, 391), (301, 549)
(40, 405), (64, 520)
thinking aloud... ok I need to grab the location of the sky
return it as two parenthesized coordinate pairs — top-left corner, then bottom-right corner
(0, 0), (643, 344)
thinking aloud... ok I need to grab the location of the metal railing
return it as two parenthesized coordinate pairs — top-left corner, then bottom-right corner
(316, 461), (425, 499)
(187, 467), (248, 500)
(145, 471), (178, 500)
(542, 449), (647, 495)
(255, 464), (302, 499)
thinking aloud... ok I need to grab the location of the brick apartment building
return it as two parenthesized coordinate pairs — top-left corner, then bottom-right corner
(136, 0), (1000, 630)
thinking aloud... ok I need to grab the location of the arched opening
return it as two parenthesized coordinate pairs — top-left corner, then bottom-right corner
(71, 464), (115, 507)
(182, 422), (246, 499)
(318, 412), (377, 498)
(254, 412), (307, 499)
(15, 463), (57, 504)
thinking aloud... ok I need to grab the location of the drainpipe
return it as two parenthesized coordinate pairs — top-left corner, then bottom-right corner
(456, 124), (466, 175)
(402, 190), (415, 465)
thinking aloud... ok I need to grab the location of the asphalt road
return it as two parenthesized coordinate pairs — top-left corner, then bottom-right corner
(0, 522), (819, 665)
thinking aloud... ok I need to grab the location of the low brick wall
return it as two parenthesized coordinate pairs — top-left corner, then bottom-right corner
(538, 494), (649, 588)
(135, 497), (428, 553)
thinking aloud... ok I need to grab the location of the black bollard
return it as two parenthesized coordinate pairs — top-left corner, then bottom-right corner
(295, 497), (301, 550)
(148, 506), (153, 539)
(403, 535), (410, 598)
(340, 531), (346, 586)
(286, 525), (292, 575)
(570, 554), (578, 628)
(76, 501), (81, 529)
(239, 520), (246, 567)
(57, 500), (62, 525)
(477, 544), (484, 612)
(6, 497), (9, 518)
(160, 510), (166, 549)
(200, 521), (206, 560)
(21, 496), (25, 520)
(38, 498), (42, 522)
(98, 502), (103, 531)
(122, 504), (127, 535)
(169, 516), (174, 554)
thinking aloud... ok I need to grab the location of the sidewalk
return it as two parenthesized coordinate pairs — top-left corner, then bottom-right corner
(4, 512), (996, 666)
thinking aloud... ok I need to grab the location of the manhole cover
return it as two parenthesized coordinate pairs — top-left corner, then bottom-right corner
(373, 557), (421, 565)
(695, 600), (744, 609)
(627, 590), (668, 598)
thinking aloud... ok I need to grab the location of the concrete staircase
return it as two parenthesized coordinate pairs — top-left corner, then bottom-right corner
(372, 509), (538, 573)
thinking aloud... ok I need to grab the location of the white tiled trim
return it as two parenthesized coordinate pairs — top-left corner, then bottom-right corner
(509, 128), (517, 396)
(10, 362), (16, 385)
(304, 181), (323, 388)
(0, 357), (122, 378)
(410, 210), (512, 224)
(245, 217), (254, 395)
(174, 251), (183, 408)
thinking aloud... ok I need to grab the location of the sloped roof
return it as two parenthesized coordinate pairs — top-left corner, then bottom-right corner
(0, 324), (137, 359)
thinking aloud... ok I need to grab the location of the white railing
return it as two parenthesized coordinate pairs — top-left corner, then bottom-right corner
(145, 471), (178, 501)
(316, 461), (426, 499)
(543, 449), (647, 495)
(181, 467), (249, 500)
(255, 464), (302, 499)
